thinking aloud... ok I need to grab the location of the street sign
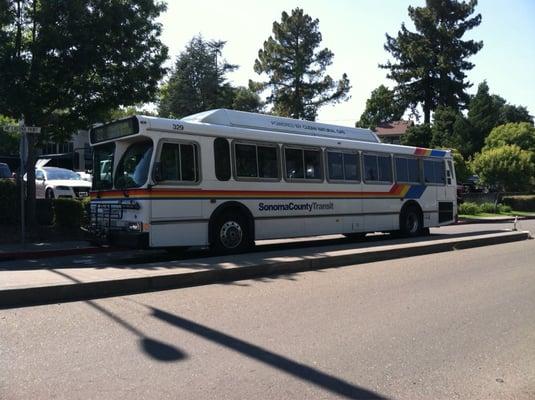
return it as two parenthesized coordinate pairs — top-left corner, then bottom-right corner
(0, 125), (41, 133)
(21, 126), (41, 134)
(1, 125), (19, 132)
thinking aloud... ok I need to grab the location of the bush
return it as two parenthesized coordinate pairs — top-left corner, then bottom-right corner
(36, 199), (54, 226)
(497, 203), (512, 214)
(0, 179), (19, 224)
(502, 195), (535, 212)
(479, 202), (496, 213)
(459, 202), (480, 215)
(53, 199), (85, 229)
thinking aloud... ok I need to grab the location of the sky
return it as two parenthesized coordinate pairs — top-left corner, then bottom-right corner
(157, 0), (535, 127)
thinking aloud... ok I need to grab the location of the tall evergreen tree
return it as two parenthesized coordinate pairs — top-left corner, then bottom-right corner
(381, 0), (483, 123)
(356, 85), (406, 129)
(159, 36), (261, 118)
(467, 81), (502, 153)
(253, 8), (350, 121)
(0, 0), (168, 224)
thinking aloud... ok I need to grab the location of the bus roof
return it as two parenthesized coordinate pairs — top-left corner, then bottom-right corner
(182, 109), (381, 143)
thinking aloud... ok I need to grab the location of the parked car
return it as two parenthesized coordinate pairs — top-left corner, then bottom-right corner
(30, 167), (92, 199)
(0, 162), (14, 180)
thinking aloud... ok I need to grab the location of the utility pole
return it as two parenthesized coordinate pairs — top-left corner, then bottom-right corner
(19, 115), (26, 248)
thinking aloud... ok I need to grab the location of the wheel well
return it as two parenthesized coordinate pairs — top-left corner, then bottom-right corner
(400, 200), (423, 219)
(208, 201), (255, 244)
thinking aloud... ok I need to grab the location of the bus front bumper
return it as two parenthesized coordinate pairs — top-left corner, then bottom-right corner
(90, 228), (149, 249)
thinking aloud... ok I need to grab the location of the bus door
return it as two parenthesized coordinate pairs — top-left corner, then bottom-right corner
(150, 141), (203, 246)
(444, 160), (456, 202)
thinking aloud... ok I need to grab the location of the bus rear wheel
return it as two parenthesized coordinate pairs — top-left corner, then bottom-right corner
(400, 205), (423, 237)
(211, 212), (252, 254)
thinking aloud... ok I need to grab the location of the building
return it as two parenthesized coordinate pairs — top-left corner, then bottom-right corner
(374, 120), (413, 144)
(39, 130), (92, 171)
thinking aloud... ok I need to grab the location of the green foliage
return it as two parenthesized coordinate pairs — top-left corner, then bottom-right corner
(106, 106), (157, 121)
(478, 202), (496, 213)
(0, 1), (168, 224)
(0, 180), (19, 224)
(381, 0), (483, 123)
(497, 102), (533, 126)
(400, 124), (432, 148)
(53, 199), (85, 229)
(356, 85), (406, 129)
(467, 82), (502, 153)
(484, 122), (535, 152)
(431, 106), (469, 148)
(472, 145), (535, 192)
(0, 0), (168, 141)
(502, 195), (535, 212)
(231, 87), (263, 113)
(36, 199), (54, 226)
(253, 8), (350, 121)
(158, 36), (243, 118)
(497, 203), (512, 214)
(459, 202), (480, 215)
(0, 115), (19, 155)
(450, 149), (471, 183)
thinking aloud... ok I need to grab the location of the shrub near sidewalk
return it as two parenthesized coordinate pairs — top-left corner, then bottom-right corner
(0, 179), (19, 224)
(502, 195), (535, 212)
(53, 199), (85, 229)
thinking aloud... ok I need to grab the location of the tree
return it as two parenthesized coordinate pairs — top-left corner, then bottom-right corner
(450, 148), (471, 183)
(498, 103), (533, 126)
(253, 8), (350, 121)
(158, 36), (239, 118)
(484, 122), (535, 152)
(472, 145), (534, 191)
(467, 81), (503, 153)
(231, 87), (263, 113)
(431, 106), (463, 148)
(381, 0), (483, 123)
(0, 115), (19, 156)
(356, 85), (406, 129)
(0, 0), (168, 224)
(400, 124), (433, 148)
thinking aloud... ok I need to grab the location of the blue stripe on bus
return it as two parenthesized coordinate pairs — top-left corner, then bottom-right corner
(430, 149), (447, 157)
(405, 185), (426, 199)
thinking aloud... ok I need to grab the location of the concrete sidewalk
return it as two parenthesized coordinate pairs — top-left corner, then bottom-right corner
(0, 230), (530, 309)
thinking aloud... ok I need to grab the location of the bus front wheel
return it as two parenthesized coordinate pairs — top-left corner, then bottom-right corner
(400, 206), (423, 237)
(211, 212), (253, 254)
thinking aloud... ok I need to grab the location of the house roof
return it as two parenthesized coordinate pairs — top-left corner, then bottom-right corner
(374, 120), (413, 136)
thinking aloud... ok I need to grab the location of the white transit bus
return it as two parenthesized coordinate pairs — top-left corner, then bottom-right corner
(89, 109), (457, 252)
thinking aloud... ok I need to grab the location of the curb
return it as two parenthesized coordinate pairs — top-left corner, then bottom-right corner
(0, 245), (124, 261)
(457, 215), (535, 225)
(0, 231), (530, 309)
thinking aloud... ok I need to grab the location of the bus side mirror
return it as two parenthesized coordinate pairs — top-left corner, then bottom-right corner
(152, 162), (162, 182)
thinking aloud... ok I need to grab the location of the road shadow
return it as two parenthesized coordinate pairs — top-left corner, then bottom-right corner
(145, 304), (389, 400)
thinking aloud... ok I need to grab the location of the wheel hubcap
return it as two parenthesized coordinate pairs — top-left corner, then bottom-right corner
(220, 221), (243, 249)
(406, 213), (419, 233)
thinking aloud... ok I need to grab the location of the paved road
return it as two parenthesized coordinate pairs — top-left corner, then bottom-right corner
(2, 237), (534, 399)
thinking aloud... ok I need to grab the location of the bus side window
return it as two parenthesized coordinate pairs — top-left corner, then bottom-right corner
(364, 153), (392, 183)
(214, 138), (231, 181)
(424, 159), (445, 185)
(160, 142), (198, 182)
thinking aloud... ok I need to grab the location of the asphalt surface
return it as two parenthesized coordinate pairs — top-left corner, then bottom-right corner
(1, 228), (534, 399)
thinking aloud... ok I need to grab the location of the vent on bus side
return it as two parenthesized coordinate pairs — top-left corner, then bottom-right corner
(439, 202), (454, 223)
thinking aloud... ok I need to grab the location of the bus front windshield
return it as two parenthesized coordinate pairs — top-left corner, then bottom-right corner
(114, 140), (153, 189)
(93, 143), (115, 190)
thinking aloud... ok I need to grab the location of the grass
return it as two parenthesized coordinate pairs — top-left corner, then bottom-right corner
(459, 210), (535, 219)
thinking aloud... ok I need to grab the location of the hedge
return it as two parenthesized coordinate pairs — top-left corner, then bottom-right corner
(53, 199), (85, 229)
(502, 195), (535, 212)
(0, 180), (19, 224)
(36, 199), (54, 226)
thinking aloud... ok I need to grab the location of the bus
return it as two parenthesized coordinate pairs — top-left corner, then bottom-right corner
(89, 109), (457, 252)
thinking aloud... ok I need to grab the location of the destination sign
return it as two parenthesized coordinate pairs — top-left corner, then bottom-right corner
(90, 117), (139, 144)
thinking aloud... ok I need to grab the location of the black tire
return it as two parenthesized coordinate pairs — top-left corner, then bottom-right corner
(211, 212), (253, 254)
(399, 205), (423, 237)
(45, 188), (55, 199)
(343, 232), (367, 241)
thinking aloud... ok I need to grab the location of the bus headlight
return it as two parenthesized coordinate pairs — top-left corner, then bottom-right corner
(126, 221), (143, 232)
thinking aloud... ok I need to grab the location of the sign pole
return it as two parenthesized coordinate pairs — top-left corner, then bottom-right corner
(19, 116), (26, 248)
